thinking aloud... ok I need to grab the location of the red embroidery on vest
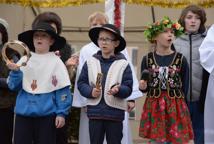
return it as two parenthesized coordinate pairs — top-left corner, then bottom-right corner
(31, 80), (37, 91)
(52, 75), (58, 87)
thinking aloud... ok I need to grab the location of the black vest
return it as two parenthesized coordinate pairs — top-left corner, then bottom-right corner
(146, 52), (184, 98)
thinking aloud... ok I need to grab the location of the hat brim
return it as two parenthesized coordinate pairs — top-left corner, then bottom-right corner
(89, 27), (126, 53)
(18, 29), (66, 52)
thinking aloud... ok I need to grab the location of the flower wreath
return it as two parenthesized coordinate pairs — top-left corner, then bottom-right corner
(144, 16), (184, 43)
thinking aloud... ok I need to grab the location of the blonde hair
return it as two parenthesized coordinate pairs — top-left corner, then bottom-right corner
(88, 11), (109, 25)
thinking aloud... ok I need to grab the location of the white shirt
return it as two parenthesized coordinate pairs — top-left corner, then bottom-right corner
(199, 24), (214, 143)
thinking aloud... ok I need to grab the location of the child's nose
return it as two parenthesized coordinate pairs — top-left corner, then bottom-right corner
(191, 18), (197, 23)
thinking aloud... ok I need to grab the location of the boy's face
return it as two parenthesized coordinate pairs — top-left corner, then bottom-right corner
(98, 30), (119, 57)
(184, 11), (201, 33)
(33, 31), (54, 54)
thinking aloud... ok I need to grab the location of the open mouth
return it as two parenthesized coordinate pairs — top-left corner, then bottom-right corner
(167, 39), (172, 42)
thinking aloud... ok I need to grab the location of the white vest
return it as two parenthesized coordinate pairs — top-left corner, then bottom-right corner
(86, 57), (129, 110)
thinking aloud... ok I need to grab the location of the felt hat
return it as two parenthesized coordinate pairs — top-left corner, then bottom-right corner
(89, 24), (126, 53)
(18, 22), (66, 52)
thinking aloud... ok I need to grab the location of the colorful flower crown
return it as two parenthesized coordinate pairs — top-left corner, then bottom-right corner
(144, 16), (184, 42)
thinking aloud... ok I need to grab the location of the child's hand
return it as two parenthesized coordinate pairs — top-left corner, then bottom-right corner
(127, 101), (135, 112)
(92, 88), (101, 98)
(139, 80), (147, 90)
(6, 60), (20, 71)
(55, 116), (65, 128)
(108, 84), (120, 95)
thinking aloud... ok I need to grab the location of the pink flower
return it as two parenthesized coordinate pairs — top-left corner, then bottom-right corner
(159, 98), (166, 111)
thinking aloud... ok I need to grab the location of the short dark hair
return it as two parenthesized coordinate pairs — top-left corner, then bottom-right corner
(0, 23), (8, 44)
(178, 5), (207, 34)
(32, 12), (62, 35)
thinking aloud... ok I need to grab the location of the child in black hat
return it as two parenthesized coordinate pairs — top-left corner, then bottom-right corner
(77, 23), (133, 143)
(6, 22), (72, 144)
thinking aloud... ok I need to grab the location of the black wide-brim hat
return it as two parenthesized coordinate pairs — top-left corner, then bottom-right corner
(18, 22), (66, 52)
(89, 24), (126, 53)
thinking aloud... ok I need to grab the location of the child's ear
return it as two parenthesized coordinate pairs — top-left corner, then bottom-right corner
(114, 40), (120, 47)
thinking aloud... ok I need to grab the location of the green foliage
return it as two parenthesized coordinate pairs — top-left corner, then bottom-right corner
(144, 16), (184, 43)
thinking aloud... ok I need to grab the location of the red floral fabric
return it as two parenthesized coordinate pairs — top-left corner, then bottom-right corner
(139, 91), (194, 143)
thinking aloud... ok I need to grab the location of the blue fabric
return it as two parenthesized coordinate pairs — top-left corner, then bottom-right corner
(78, 51), (133, 121)
(89, 119), (123, 144)
(8, 70), (72, 117)
(188, 101), (204, 144)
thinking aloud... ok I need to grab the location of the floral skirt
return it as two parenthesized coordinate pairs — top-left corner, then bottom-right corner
(139, 92), (194, 144)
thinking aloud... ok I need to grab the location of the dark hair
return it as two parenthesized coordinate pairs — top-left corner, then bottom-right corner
(32, 12), (62, 35)
(178, 5), (207, 34)
(0, 23), (8, 44)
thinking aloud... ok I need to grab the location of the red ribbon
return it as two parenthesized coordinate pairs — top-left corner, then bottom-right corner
(114, 0), (121, 29)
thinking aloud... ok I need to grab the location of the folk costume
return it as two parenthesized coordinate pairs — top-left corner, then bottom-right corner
(139, 17), (193, 143)
(7, 22), (72, 144)
(139, 52), (193, 143)
(77, 24), (133, 144)
(73, 35), (142, 144)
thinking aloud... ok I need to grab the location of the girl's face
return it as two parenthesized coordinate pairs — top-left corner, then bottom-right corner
(184, 11), (201, 33)
(155, 28), (174, 48)
(98, 30), (119, 58)
(33, 31), (54, 54)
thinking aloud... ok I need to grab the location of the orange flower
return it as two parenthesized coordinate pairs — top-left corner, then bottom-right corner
(172, 22), (181, 30)
(175, 23), (181, 30)
(155, 21), (160, 26)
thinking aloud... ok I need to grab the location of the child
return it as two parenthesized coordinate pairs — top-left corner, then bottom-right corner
(139, 17), (193, 143)
(32, 11), (77, 144)
(77, 24), (133, 144)
(7, 22), (72, 144)
(74, 12), (139, 144)
(173, 5), (208, 144)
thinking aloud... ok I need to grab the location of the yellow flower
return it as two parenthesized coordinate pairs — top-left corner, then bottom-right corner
(162, 19), (169, 24)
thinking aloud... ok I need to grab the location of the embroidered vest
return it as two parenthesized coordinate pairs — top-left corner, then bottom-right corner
(87, 57), (129, 110)
(147, 52), (184, 98)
